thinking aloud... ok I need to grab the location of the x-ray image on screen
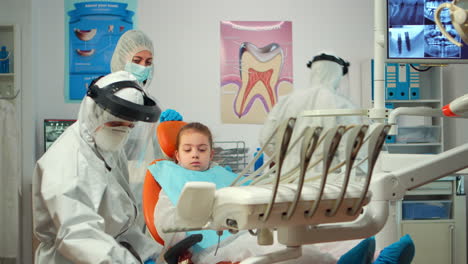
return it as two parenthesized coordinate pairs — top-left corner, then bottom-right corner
(389, 26), (425, 57)
(389, 0), (424, 25)
(424, 0), (451, 23)
(387, 0), (468, 62)
(424, 24), (461, 58)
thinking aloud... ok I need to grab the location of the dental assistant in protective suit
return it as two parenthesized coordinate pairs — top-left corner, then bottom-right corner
(259, 53), (361, 180)
(110, 30), (182, 216)
(111, 30), (154, 90)
(110, 29), (181, 122)
(33, 71), (162, 263)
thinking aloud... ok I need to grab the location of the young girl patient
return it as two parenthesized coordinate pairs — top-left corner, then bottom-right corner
(149, 122), (245, 263)
(149, 122), (342, 264)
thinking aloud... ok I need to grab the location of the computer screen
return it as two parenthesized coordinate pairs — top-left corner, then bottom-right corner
(386, 0), (468, 63)
(44, 119), (76, 151)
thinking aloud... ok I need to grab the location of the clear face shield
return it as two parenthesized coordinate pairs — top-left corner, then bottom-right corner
(307, 53), (352, 97)
(88, 78), (162, 190)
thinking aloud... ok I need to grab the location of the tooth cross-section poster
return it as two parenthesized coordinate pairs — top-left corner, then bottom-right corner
(220, 21), (293, 124)
(65, 0), (137, 102)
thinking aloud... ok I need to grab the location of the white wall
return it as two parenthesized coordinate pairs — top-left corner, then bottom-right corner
(32, 0), (468, 156)
(136, 0), (375, 155)
(35, 1), (80, 158)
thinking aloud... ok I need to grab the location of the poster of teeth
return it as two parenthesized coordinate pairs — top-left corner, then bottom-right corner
(220, 21), (293, 124)
(65, 0), (137, 101)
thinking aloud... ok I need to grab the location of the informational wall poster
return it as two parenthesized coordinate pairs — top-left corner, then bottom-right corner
(220, 21), (293, 124)
(65, 0), (137, 101)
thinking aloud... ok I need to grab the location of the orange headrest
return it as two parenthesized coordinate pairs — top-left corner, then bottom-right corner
(157, 121), (188, 159)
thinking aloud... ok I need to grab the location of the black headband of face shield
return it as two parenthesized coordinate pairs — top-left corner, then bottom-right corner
(87, 80), (161, 123)
(306, 53), (350, 75)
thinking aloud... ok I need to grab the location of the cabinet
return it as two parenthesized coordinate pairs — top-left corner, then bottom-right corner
(384, 65), (445, 155)
(400, 179), (466, 264)
(0, 25), (19, 99)
(401, 221), (453, 263)
(0, 24), (21, 262)
(361, 61), (445, 154)
(362, 61), (466, 264)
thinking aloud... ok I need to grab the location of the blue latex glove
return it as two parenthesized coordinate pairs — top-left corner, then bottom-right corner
(224, 165), (233, 172)
(144, 259), (156, 264)
(337, 236), (375, 264)
(374, 234), (415, 264)
(159, 109), (183, 122)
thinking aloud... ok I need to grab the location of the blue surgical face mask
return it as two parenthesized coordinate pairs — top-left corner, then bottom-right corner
(124, 62), (151, 84)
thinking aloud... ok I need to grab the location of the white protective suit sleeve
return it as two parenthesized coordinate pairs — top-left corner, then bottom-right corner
(259, 59), (361, 176)
(33, 128), (156, 263)
(154, 190), (187, 249)
(258, 94), (292, 157)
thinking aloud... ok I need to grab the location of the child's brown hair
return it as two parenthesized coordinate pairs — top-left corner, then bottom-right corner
(175, 122), (213, 150)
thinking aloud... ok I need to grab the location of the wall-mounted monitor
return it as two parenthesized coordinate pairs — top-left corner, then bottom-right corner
(44, 119), (76, 152)
(386, 0), (468, 64)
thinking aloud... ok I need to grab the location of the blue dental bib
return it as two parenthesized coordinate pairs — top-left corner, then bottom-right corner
(148, 160), (239, 252)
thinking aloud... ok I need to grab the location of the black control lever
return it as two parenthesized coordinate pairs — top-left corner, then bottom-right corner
(164, 234), (203, 264)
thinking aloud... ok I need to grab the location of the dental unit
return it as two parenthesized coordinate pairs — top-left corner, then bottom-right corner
(157, 1), (468, 263)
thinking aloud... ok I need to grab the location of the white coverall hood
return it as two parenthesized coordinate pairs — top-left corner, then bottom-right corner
(89, 71), (145, 153)
(33, 72), (161, 263)
(309, 60), (344, 90)
(259, 54), (361, 177)
(111, 30), (154, 89)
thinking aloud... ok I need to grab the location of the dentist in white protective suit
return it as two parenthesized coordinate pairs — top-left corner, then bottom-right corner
(259, 53), (362, 182)
(257, 53), (365, 259)
(32, 71), (162, 263)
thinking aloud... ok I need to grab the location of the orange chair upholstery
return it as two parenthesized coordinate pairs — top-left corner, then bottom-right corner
(142, 121), (188, 245)
(156, 121), (188, 160)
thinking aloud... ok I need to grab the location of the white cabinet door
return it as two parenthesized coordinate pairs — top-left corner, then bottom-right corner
(402, 222), (454, 264)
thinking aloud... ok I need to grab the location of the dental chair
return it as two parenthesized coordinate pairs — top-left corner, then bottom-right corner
(143, 118), (392, 263)
(143, 121), (205, 263)
(143, 120), (187, 245)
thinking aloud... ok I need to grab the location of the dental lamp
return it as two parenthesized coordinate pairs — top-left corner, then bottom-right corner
(435, 0), (468, 47)
(442, 93), (468, 117)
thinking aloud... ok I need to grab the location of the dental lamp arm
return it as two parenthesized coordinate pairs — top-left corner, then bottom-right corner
(387, 107), (445, 135)
(387, 93), (468, 135)
(372, 142), (468, 202)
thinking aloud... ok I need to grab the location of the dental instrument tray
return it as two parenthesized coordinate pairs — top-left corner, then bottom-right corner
(213, 141), (248, 173)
